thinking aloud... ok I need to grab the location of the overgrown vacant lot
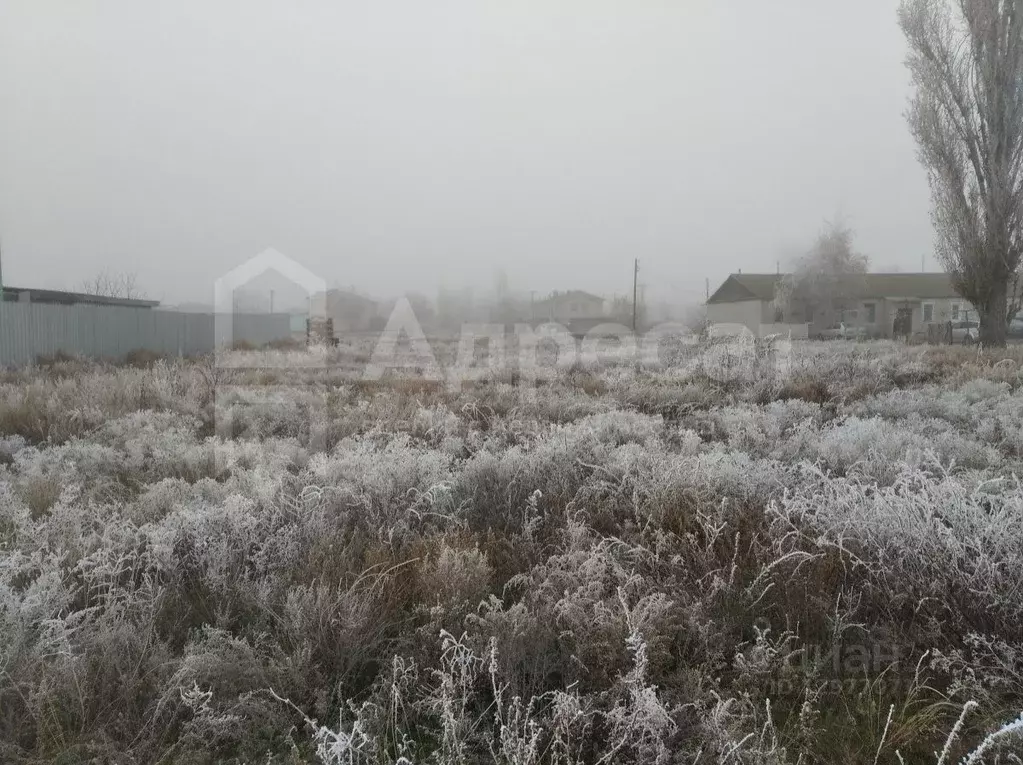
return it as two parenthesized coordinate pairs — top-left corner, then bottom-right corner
(3, 339), (1023, 763)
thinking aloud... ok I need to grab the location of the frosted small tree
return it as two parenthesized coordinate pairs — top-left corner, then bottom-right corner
(683, 302), (709, 335)
(899, 0), (1023, 346)
(775, 221), (870, 325)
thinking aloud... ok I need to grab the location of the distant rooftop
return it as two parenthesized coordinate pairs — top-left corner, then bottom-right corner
(707, 272), (960, 304)
(536, 289), (605, 304)
(1, 286), (159, 309)
(315, 288), (377, 305)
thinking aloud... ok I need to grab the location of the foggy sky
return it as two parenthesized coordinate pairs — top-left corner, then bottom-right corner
(0, 1), (933, 307)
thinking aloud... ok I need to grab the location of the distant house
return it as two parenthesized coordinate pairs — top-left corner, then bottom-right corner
(706, 272), (969, 338)
(309, 289), (377, 333)
(534, 290), (606, 323)
(0, 286), (158, 309)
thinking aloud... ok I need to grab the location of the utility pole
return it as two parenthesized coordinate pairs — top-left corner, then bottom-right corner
(705, 278), (709, 302)
(632, 258), (639, 331)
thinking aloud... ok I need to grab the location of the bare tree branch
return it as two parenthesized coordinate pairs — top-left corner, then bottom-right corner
(77, 270), (145, 300)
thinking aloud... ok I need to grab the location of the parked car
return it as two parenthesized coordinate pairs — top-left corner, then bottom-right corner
(817, 322), (867, 340)
(951, 319), (980, 344)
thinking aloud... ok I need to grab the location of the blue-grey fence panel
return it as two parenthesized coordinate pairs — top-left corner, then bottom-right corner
(0, 304), (294, 366)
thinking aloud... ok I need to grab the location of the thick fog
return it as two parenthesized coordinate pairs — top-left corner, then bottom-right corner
(0, 1), (932, 308)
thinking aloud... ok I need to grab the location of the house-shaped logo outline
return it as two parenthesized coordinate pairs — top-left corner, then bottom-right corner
(213, 247), (326, 352)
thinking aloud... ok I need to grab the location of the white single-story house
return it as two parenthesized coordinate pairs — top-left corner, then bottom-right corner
(706, 272), (973, 338)
(534, 290), (607, 323)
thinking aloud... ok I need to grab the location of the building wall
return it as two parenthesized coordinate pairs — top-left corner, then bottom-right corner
(705, 301), (808, 338)
(803, 300), (892, 338)
(706, 300), (767, 332)
(924, 297), (975, 323)
(0, 303), (292, 366)
(542, 296), (605, 322)
(877, 300), (893, 337)
(798, 297), (970, 338)
(331, 303), (376, 332)
(716, 289), (976, 340)
(875, 297), (975, 337)
(836, 299), (888, 337)
(310, 292), (377, 333)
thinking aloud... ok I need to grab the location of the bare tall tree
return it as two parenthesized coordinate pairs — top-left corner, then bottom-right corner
(900, 0), (1023, 346)
(78, 270), (144, 300)
(775, 221), (870, 324)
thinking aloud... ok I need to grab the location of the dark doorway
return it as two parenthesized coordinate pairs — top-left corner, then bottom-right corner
(894, 306), (913, 339)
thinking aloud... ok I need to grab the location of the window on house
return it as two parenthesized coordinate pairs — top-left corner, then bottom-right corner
(951, 303), (961, 320)
(864, 303), (876, 324)
(923, 303), (934, 322)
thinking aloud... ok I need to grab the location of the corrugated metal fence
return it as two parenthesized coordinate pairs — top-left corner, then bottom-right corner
(0, 303), (292, 366)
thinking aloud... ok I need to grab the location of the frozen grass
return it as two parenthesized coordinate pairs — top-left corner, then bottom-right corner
(0, 340), (1022, 762)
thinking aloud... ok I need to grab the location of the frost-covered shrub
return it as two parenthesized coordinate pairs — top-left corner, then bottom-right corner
(801, 415), (1002, 482)
(687, 399), (822, 456)
(409, 403), (463, 445)
(0, 364), (200, 444)
(773, 462), (1023, 633)
(0, 435), (26, 464)
(559, 410), (663, 448)
(307, 434), (454, 531)
(419, 544), (492, 609)
(2, 344), (1023, 762)
(849, 381), (1023, 463)
(613, 378), (720, 418)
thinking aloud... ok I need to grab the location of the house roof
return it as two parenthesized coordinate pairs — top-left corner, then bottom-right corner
(1, 286), (159, 308)
(536, 290), (605, 304)
(707, 272), (960, 304)
(857, 273), (959, 299)
(319, 289), (376, 306)
(707, 274), (782, 303)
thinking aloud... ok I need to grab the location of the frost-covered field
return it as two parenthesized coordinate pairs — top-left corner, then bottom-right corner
(3, 340), (1023, 763)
